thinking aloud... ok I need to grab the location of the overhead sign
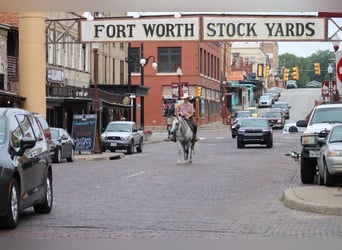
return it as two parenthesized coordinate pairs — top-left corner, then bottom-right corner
(80, 15), (326, 42)
(203, 16), (326, 41)
(80, 17), (200, 42)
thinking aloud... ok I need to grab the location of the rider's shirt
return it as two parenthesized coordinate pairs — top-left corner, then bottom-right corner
(178, 102), (195, 118)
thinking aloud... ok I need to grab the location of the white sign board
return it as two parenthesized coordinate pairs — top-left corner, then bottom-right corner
(80, 16), (327, 43)
(80, 17), (200, 42)
(203, 16), (326, 41)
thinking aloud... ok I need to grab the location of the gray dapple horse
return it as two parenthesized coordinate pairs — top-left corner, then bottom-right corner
(170, 115), (196, 164)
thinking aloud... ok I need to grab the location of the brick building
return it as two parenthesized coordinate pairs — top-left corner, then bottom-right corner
(129, 40), (224, 131)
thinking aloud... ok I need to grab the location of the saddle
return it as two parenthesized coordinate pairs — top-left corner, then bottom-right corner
(180, 116), (197, 142)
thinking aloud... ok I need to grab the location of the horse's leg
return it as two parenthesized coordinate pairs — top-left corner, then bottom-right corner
(177, 142), (182, 163)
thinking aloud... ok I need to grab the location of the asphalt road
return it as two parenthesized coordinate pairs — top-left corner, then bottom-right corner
(4, 88), (342, 240)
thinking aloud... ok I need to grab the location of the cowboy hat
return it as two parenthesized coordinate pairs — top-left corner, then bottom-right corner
(181, 93), (190, 99)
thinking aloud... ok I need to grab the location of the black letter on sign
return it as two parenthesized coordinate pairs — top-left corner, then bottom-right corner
(94, 25), (105, 38)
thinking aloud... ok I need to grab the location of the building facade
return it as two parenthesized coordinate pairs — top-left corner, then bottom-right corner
(129, 40), (223, 131)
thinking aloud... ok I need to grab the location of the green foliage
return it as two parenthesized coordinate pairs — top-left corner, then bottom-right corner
(279, 50), (336, 87)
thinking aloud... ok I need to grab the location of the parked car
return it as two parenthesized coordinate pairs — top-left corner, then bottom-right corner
(297, 102), (342, 184)
(50, 127), (75, 163)
(0, 108), (53, 229)
(101, 121), (144, 154)
(268, 87), (282, 97)
(231, 117), (245, 138)
(282, 121), (306, 134)
(32, 112), (52, 145)
(235, 117), (273, 148)
(258, 95), (273, 108)
(245, 107), (261, 117)
(264, 109), (285, 129)
(263, 92), (275, 103)
(286, 80), (298, 89)
(317, 124), (342, 186)
(232, 110), (251, 123)
(265, 89), (279, 101)
(271, 101), (291, 119)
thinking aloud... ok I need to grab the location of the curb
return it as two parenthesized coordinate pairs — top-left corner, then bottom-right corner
(282, 186), (342, 216)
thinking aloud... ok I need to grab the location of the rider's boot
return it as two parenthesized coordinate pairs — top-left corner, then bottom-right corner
(192, 134), (198, 142)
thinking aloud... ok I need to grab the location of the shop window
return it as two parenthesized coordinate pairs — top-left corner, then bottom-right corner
(129, 47), (141, 73)
(157, 47), (181, 73)
(162, 99), (176, 117)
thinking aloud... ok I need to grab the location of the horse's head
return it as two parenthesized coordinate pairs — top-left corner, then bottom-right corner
(170, 116), (180, 134)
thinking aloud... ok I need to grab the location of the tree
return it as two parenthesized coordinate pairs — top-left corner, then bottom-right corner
(279, 50), (335, 87)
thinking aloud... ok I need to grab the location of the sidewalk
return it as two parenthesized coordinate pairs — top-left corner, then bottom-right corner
(282, 186), (342, 216)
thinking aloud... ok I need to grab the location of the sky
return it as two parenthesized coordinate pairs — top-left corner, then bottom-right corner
(278, 41), (336, 57)
(127, 12), (341, 58)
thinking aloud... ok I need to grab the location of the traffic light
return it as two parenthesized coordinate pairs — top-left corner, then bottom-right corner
(314, 63), (321, 75)
(257, 63), (263, 77)
(196, 86), (202, 97)
(265, 66), (270, 77)
(283, 68), (289, 81)
(292, 66), (299, 80)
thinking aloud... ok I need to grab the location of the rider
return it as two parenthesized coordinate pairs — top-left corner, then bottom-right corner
(171, 93), (198, 142)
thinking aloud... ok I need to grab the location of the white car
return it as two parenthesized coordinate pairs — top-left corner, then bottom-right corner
(282, 122), (306, 134)
(258, 95), (273, 108)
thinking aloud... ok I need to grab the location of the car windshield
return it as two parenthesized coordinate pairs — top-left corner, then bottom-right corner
(329, 126), (342, 143)
(106, 123), (131, 132)
(260, 96), (271, 100)
(0, 117), (6, 144)
(272, 103), (287, 109)
(241, 119), (269, 127)
(310, 107), (342, 125)
(236, 112), (250, 118)
(248, 109), (257, 115)
(265, 112), (282, 118)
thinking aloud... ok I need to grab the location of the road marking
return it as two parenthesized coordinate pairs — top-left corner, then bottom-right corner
(126, 171), (145, 178)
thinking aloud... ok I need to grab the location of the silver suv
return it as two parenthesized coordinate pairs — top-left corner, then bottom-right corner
(297, 103), (342, 184)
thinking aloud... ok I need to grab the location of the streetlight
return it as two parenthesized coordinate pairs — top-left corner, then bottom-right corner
(176, 66), (183, 99)
(92, 42), (101, 154)
(139, 43), (157, 129)
(328, 64), (334, 101)
(333, 34), (340, 52)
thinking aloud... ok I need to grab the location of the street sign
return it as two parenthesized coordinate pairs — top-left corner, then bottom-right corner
(337, 51), (342, 84)
(336, 51), (342, 97)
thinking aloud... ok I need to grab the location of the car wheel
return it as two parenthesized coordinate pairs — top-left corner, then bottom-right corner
(34, 172), (53, 214)
(0, 178), (19, 229)
(54, 147), (61, 163)
(266, 139), (273, 148)
(67, 148), (74, 162)
(289, 126), (298, 133)
(237, 139), (244, 148)
(137, 139), (143, 153)
(300, 152), (316, 184)
(101, 147), (106, 153)
(127, 142), (134, 154)
(324, 161), (335, 187)
(317, 171), (324, 186)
